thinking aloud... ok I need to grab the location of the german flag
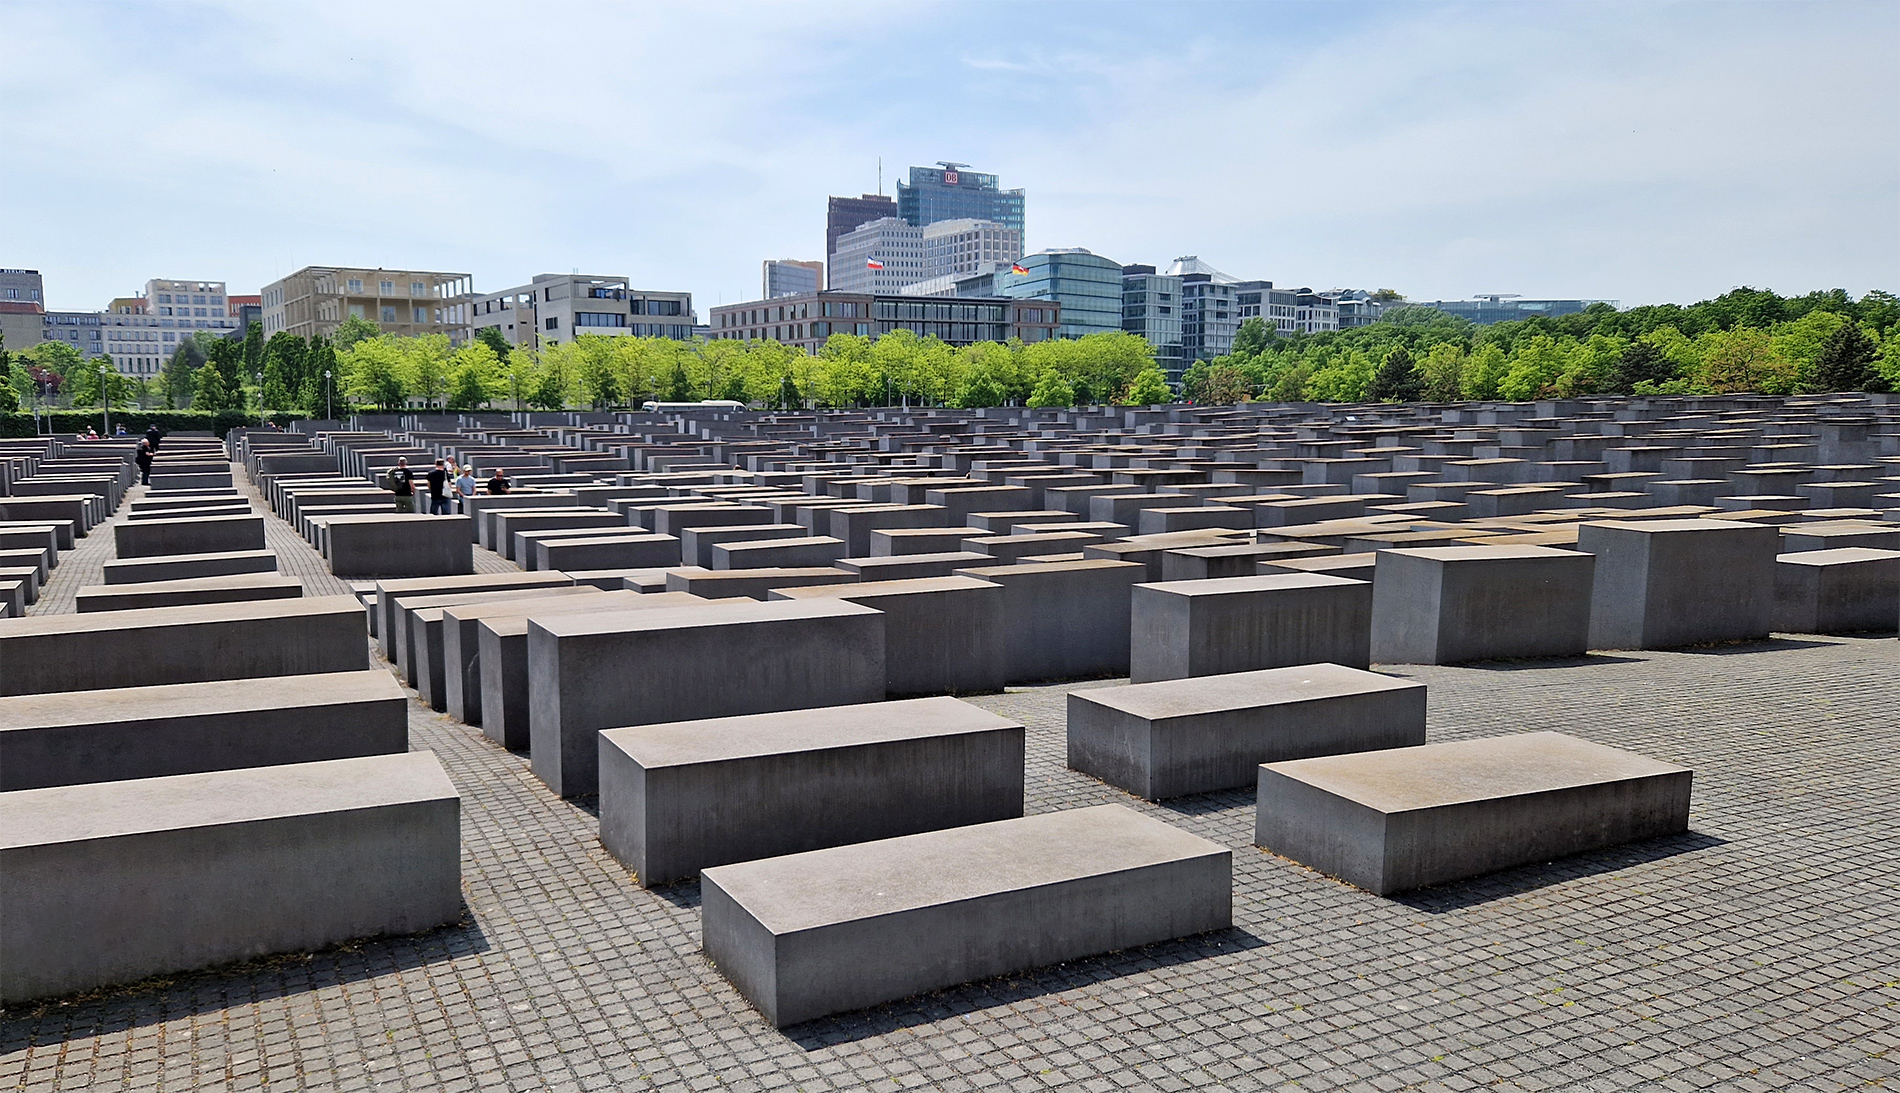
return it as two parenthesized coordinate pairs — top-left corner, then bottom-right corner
(1010, 263), (1030, 275)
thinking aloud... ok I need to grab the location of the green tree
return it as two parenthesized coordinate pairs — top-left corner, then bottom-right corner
(242, 321), (264, 376)
(1417, 343), (1466, 402)
(332, 314), (381, 351)
(1119, 368), (1173, 406)
(664, 359), (695, 401)
(192, 362), (232, 412)
(474, 326), (512, 359)
(1609, 339), (1672, 395)
(1025, 371), (1075, 408)
(1231, 317), (1272, 359)
(954, 372), (1004, 409)
(1810, 322), (1885, 392)
(1200, 363), (1251, 404)
(1366, 346), (1423, 402)
(157, 339), (203, 409)
(775, 373), (801, 410)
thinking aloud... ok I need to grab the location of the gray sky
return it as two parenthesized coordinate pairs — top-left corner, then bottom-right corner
(2, 0), (1895, 314)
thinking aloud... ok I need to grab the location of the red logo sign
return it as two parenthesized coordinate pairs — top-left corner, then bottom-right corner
(943, 170), (959, 185)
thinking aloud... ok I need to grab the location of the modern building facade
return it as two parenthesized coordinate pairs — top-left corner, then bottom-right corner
(992, 249), (1123, 339)
(1331, 290), (1390, 329)
(825, 194), (898, 274)
(1121, 265), (1185, 381)
(0, 269), (44, 358)
(260, 266), (474, 344)
(89, 279), (242, 376)
(896, 163), (1025, 236)
(1413, 296), (1615, 324)
(1179, 274), (1238, 361)
(469, 274), (694, 350)
(41, 311), (106, 360)
(709, 292), (1059, 352)
(922, 219), (1022, 279)
(828, 218), (928, 295)
(763, 260), (823, 299)
(1236, 282), (1340, 337)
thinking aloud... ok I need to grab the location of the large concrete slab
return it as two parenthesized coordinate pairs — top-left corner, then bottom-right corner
(438, 589), (635, 722)
(0, 596), (369, 696)
(75, 573), (304, 613)
(598, 697), (1025, 886)
(1254, 731), (1692, 895)
(1068, 664), (1426, 800)
(0, 670), (408, 790)
(375, 571), (575, 659)
(528, 599), (885, 796)
(769, 576), (1006, 695)
(662, 566), (858, 601)
(327, 515), (474, 579)
(954, 559), (1146, 683)
(1369, 545), (1596, 664)
(1576, 519), (1779, 649)
(0, 751), (461, 1005)
(701, 804), (1231, 1027)
(1772, 547), (1900, 634)
(1130, 573), (1373, 683)
(114, 514), (266, 559)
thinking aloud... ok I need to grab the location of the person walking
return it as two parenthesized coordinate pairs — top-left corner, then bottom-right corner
(135, 438), (154, 486)
(387, 457), (417, 513)
(426, 459), (452, 515)
(455, 464), (478, 514)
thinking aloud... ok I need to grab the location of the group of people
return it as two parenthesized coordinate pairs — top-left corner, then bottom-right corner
(385, 457), (511, 515)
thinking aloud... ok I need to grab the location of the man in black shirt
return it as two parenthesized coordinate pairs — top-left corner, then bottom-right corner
(426, 459), (452, 515)
(144, 424), (161, 452)
(486, 469), (511, 495)
(387, 458), (417, 513)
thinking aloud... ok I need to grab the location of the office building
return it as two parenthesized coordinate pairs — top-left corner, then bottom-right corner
(102, 297), (163, 376)
(1121, 265), (1185, 381)
(1236, 282), (1340, 337)
(922, 219), (1021, 278)
(1413, 296), (1616, 325)
(897, 163), (1025, 236)
(709, 292), (1059, 352)
(469, 274), (694, 350)
(992, 249), (1123, 339)
(260, 266), (474, 344)
(41, 311), (106, 360)
(825, 194), (898, 273)
(763, 260), (823, 299)
(1162, 258), (1239, 362)
(0, 269), (44, 357)
(1331, 290), (1390, 329)
(94, 279), (243, 376)
(228, 294), (262, 330)
(828, 218), (928, 295)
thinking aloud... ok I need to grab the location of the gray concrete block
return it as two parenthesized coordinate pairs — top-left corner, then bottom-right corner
(327, 515), (474, 579)
(769, 576), (1006, 695)
(953, 559), (1146, 683)
(1576, 519), (1779, 649)
(701, 804), (1231, 1027)
(836, 551), (996, 582)
(476, 592), (712, 749)
(828, 504), (952, 556)
(1161, 542), (1336, 581)
(1067, 664), (1426, 800)
(662, 566), (859, 600)
(1258, 552), (1379, 583)
(75, 573), (303, 613)
(598, 697), (1025, 886)
(440, 589), (635, 722)
(0, 670), (408, 791)
(1369, 545), (1596, 664)
(1136, 506), (1253, 535)
(712, 535), (846, 570)
(0, 596), (370, 696)
(679, 523), (808, 569)
(1254, 732), (1692, 895)
(375, 572), (575, 657)
(870, 527), (978, 556)
(1772, 547), (1900, 634)
(1130, 574), (1372, 683)
(531, 534), (681, 573)
(1778, 521), (1900, 553)
(0, 751), (461, 1005)
(495, 511), (629, 561)
(528, 599), (885, 797)
(114, 514), (266, 559)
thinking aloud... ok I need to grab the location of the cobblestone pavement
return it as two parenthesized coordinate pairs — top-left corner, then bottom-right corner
(3, 467), (1896, 1091)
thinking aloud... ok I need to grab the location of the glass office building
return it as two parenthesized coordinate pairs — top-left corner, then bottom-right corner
(993, 249), (1123, 338)
(1121, 265), (1185, 382)
(897, 163), (1025, 236)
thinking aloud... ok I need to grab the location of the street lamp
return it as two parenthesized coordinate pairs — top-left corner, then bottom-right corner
(98, 365), (110, 437)
(255, 371), (265, 428)
(324, 370), (333, 422)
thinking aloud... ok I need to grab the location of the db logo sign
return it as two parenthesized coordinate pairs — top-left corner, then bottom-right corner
(943, 170), (959, 185)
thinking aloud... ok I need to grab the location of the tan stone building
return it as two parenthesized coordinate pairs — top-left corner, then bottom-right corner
(260, 266), (474, 344)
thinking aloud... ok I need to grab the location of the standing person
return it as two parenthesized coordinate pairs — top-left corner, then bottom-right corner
(387, 457), (417, 513)
(144, 423), (162, 452)
(426, 459), (452, 515)
(135, 438), (154, 485)
(454, 464), (478, 514)
(485, 467), (512, 495)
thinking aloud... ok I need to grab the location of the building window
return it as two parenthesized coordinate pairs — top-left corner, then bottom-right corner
(381, 306), (397, 323)
(379, 280), (394, 295)
(574, 312), (626, 328)
(411, 282), (426, 297)
(348, 279), (363, 293)
(545, 317), (559, 330)
(414, 307), (428, 323)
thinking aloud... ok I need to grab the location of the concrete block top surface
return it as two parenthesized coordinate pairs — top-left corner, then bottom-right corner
(1138, 572), (1369, 598)
(479, 591), (711, 637)
(601, 696), (1021, 768)
(1377, 544), (1587, 564)
(375, 572), (573, 598)
(531, 596), (874, 639)
(1581, 517), (1771, 536)
(0, 594), (361, 637)
(437, 588), (630, 622)
(768, 575), (996, 601)
(1077, 663), (1421, 721)
(955, 558), (1146, 579)
(0, 670), (404, 729)
(1775, 546), (1900, 567)
(1262, 731), (1688, 813)
(0, 750), (457, 850)
(79, 573), (303, 596)
(701, 803), (1224, 934)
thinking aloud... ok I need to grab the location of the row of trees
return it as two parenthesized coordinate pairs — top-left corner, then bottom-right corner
(1184, 287), (1899, 404)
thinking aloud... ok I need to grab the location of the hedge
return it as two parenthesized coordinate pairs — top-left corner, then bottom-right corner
(0, 411), (308, 439)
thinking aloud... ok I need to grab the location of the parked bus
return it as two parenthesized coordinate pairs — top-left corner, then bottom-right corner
(640, 400), (746, 413)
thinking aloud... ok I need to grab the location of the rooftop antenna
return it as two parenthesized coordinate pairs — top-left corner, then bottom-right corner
(877, 157), (882, 195)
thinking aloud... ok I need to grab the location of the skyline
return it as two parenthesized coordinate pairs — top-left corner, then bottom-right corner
(1, 1), (1895, 315)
